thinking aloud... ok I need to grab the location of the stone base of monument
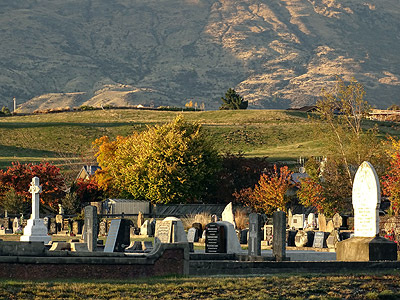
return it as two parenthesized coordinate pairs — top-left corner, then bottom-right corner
(20, 219), (51, 244)
(336, 236), (397, 261)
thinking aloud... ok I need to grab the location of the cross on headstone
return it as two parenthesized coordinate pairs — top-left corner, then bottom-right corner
(29, 177), (42, 220)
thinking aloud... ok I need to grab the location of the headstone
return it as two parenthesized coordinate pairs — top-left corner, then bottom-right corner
(205, 222), (227, 253)
(83, 205), (98, 252)
(239, 229), (249, 244)
(155, 220), (173, 243)
(63, 219), (70, 231)
(58, 204), (64, 215)
(291, 214), (304, 229)
(221, 202), (235, 228)
(149, 218), (156, 237)
(12, 217), (20, 233)
(337, 162), (397, 261)
(187, 227), (198, 243)
(43, 217), (49, 230)
(307, 213), (316, 229)
(264, 224), (273, 245)
(49, 221), (57, 235)
(55, 214), (63, 232)
(318, 213), (327, 232)
(99, 220), (107, 236)
(248, 213), (262, 256)
(326, 220), (334, 233)
(155, 217), (188, 243)
(352, 161), (380, 237)
(332, 213), (343, 229)
(326, 230), (340, 249)
(273, 211), (286, 261)
(20, 177), (51, 244)
(140, 220), (150, 236)
(192, 222), (203, 238)
(287, 230), (298, 246)
(313, 231), (328, 248)
(288, 209), (293, 229)
(103, 219), (130, 252)
(137, 211), (144, 228)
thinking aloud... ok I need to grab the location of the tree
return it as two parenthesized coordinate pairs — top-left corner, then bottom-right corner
(297, 157), (351, 217)
(219, 88), (248, 110)
(241, 165), (293, 214)
(382, 152), (400, 216)
(308, 77), (387, 212)
(0, 162), (65, 211)
(94, 115), (220, 204)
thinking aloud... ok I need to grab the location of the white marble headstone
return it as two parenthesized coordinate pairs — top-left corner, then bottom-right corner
(352, 161), (381, 237)
(221, 202), (235, 229)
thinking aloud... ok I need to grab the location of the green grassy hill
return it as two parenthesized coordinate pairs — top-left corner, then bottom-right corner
(0, 109), (398, 174)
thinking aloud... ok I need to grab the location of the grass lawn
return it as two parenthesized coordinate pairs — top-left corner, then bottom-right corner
(2, 109), (398, 171)
(1, 272), (400, 299)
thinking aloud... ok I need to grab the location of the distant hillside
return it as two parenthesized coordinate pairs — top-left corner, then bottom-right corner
(1, 0), (399, 112)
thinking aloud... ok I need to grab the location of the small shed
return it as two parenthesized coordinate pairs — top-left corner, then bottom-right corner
(103, 199), (150, 215)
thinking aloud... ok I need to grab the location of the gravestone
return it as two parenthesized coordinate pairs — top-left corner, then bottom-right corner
(137, 211), (144, 228)
(43, 217), (49, 230)
(63, 219), (70, 231)
(273, 211), (286, 261)
(318, 214), (327, 232)
(20, 177), (51, 244)
(149, 218), (156, 237)
(55, 214), (63, 232)
(248, 213), (262, 256)
(337, 161), (397, 261)
(222, 202), (235, 228)
(332, 213), (343, 229)
(326, 220), (334, 233)
(211, 214), (218, 223)
(327, 230), (340, 249)
(140, 220), (150, 236)
(205, 222), (227, 253)
(104, 219), (131, 252)
(313, 231), (328, 248)
(291, 214), (304, 230)
(49, 221), (57, 235)
(287, 230), (298, 247)
(99, 220), (107, 236)
(307, 213), (316, 229)
(239, 229), (249, 244)
(187, 227), (198, 243)
(155, 217), (188, 243)
(264, 224), (273, 245)
(83, 205), (98, 252)
(192, 222), (203, 238)
(288, 209), (293, 229)
(12, 217), (19, 233)
(155, 220), (173, 243)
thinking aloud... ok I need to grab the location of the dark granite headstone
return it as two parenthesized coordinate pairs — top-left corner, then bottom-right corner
(84, 205), (98, 252)
(192, 222), (203, 237)
(205, 222), (227, 253)
(248, 213), (263, 256)
(287, 230), (298, 246)
(240, 229), (249, 244)
(273, 211), (286, 261)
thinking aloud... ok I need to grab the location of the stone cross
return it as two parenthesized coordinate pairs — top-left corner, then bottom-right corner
(352, 161), (381, 237)
(29, 177), (42, 220)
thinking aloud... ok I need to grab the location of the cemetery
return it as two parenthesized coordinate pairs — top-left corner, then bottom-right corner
(0, 161), (400, 281)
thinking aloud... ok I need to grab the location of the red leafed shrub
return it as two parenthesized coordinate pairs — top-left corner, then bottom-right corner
(0, 162), (65, 210)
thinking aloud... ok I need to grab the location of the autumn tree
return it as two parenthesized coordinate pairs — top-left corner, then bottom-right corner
(219, 88), (248, 110)
(382, 137), (400, 216)
(241, 165), (293, 214)
(94, 115), (220, 204)
(0, 162), (65, 212)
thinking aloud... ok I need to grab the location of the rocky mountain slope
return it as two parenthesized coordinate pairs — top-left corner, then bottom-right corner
(0, 0), (399, 111)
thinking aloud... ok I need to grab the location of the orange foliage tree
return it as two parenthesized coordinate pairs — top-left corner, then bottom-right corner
(382, 150), (400, 216)
(242, 165), (293, 214)
(0, 162), (65, 211)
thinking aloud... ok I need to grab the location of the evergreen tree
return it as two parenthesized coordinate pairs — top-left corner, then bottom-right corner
(219, 88), (248, 110)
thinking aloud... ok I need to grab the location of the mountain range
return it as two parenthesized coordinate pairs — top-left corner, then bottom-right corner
(0, 0), (399, 112)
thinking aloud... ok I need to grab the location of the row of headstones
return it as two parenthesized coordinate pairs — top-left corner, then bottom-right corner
(289, 212), (346, 231)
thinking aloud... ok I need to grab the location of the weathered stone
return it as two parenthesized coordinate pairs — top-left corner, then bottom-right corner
(137, 211), (144, 228)
(248, 213), (262, 256)
(332, 213), (343, 229)
(222, 202), (235, 228)
(273, 211), (286, 261)
(326, 220), (334, 233)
